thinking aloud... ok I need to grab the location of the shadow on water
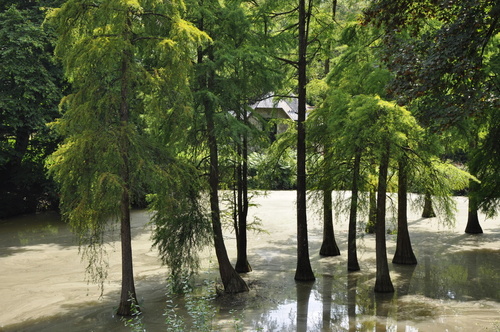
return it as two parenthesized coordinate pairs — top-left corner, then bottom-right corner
(1, 282), (169, 332)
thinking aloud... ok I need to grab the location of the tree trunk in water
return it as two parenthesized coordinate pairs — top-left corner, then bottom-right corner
(421, 192), (436, 218)
(393, 157), (417, 265)
(374, 144), (394, 293)
(116, 53), (138, 316)
(348, 152), (361, 271)
(235, 131), (252, 273)
(366, 189), (377, 233)
(465, 138), (482, 234)
(117, 189), (138, 316)
(206, 101), (248, 293)
(465, 178), (483, 234)
(295, 0), (314, 282)
(320, 189), (340, 256)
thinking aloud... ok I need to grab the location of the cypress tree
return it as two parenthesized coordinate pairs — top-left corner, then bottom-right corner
(47, 0), (207, 315)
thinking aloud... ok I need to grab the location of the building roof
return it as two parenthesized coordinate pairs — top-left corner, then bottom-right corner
(250, 94), (312, 121)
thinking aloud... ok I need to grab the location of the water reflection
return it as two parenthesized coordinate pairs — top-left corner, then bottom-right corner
(2, 209), (499, 331)
(243, 247), (500, 331)
(411, 249), (500, 302)
(0, 211), (71, 248)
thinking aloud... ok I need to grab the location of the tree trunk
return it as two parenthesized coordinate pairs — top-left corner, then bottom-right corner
(348, 152), (361, 271)
(295, 0), (315, 282)
(235, 128), (252, 273)
(116, 52), (138, 316)
(421, 192), (436, 218)
(117, 188), (138, 316)
(366, 189), (377, 233)
(465, 178), (483, 234)
(393, 157), (417, 265)
(205, 100), (248, 293)
(374, 143), (394, 293)
(465, 139), (483, 234)
(320, 189), (340, 256)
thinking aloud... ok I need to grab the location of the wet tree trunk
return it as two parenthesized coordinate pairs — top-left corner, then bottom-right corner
(235, 128), (252, 273)
(421, 192), (436, 218)
(117, 54), (138, 316)
(348, 151), (361, 271)
(374, 143), (394, 293)
(295, 0), (315, 282)
(320, 189), (340, 256)
(393, 157), (417, 265)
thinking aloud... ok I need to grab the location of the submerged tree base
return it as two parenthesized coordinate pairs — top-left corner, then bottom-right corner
(319, 241), (340, 257)
(222, 270), (249, 294)
(465, 212), (483, 234)
(392, 255), (418, 265)
(374, 278), (395, 293)
(235, 261), (252, 274)
(294, 268), (316, 282)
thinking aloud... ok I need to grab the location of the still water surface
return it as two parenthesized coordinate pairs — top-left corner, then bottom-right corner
(1, 192), (499, 331)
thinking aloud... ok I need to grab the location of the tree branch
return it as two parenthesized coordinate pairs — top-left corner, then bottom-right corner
(273, 56), (299, 68)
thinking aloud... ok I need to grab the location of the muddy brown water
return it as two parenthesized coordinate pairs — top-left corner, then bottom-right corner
(1, 191), (499, 331)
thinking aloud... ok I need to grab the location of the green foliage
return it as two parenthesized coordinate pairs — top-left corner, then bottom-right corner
(122, 294), (145, 332)
(248, 133), (297, 190)
(365, 0), (500, 217)
(46, 0), (208, 290)
(0, 4), (63, 217)
(148, 159), (213, 291)
(410, 157), (475, 224)
(163, 276), (217, 332)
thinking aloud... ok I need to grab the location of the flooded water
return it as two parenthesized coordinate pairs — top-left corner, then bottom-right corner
(1, 192), (499, 331)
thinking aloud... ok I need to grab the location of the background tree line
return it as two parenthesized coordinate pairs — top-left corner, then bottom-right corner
(0, 0), (498, 316)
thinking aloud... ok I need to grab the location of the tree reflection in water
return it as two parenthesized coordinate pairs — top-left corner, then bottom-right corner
(246, 247), (500, 331)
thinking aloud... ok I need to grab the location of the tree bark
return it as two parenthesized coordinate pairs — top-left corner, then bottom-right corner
(366, 189), (377, 233)
(421, 192), (436, 218)
(374, 143), (394, 293)
(116, 51), (138, 316)
(348, 151), (361, 271)
(295, 0), (315, 282)
(320, 189), (340, 256)
(465, 139), (483, 234)
(465, 178), (483, 234)
(392, 157), (417, 265)
(117, 187), (138, 316)
(205, 99), (248, 293)
(235, 126), (252, 273)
